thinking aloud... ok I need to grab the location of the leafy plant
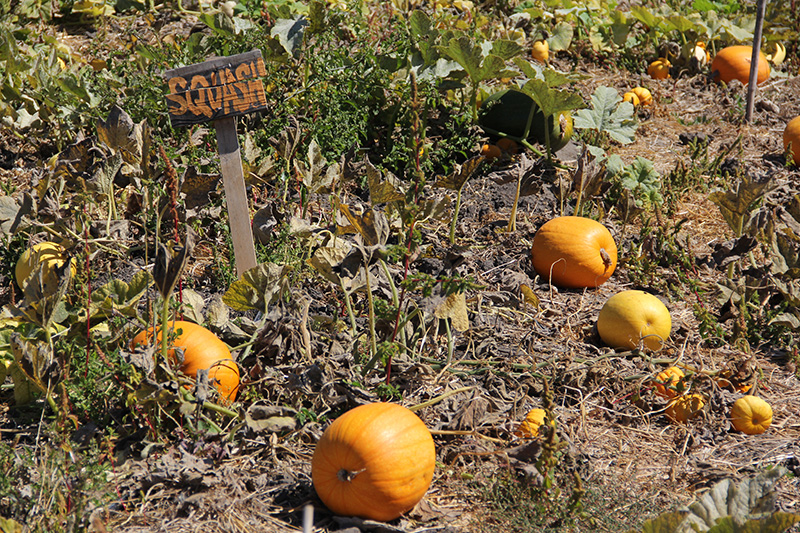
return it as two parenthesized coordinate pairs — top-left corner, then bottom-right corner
(629, 467), (800, 533)
(573, 86), (638, 146)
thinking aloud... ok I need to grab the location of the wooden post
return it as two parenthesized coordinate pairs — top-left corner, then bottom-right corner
(163, 50), (268, 277)
(216, 116), (258, 276)
(745, 0), (767, 123)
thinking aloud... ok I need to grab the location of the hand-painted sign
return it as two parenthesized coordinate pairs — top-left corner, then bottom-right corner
(163, 50), (268, 127)
(162, 51), (264, 276)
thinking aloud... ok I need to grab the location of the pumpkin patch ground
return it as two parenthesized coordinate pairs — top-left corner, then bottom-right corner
(0, 2), (799, 532)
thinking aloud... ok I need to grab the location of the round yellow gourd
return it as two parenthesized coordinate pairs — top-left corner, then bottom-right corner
(730, 395), (772, 435)
(15, 242), (75, 292)
(623, 92), (640, 106)
(647, 58), (671, 79)
(597, 290), (671, 351)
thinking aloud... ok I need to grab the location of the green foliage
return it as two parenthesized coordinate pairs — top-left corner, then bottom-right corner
(609, 155), (664, 210)
(573, 86), (637, 146)
(0, 439), (116, 532)
(629, 468), (800, 533)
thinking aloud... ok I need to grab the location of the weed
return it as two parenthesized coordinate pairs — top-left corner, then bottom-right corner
(0, 438), (116, 532)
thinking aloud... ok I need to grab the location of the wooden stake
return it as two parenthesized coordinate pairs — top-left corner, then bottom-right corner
(215, 116), (257, 276)
(745, 0), (767, 123)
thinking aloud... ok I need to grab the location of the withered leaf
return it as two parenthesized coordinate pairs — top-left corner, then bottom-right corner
(96, 105), (145, 165)
(245, 403), (297, 433)
(434, 291), (469, 332)
(222, 262), (291, 312)
(0, 193), (32, 237)
(366, 157), (404, 204)
(434, 155), (485, 191)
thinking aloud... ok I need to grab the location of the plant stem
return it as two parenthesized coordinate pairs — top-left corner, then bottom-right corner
(450, 183), (466, 244)
(364, 264), (378, 367)
(160, 294), (170, 366)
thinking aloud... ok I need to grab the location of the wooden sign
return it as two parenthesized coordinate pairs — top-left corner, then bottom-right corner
(163, 51), (264, 277)
(163, 50), (268, 128)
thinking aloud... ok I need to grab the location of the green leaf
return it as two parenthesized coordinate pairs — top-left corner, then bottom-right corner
(443, 36), (517, 83)
(271, 16), (308, 57)
(573, 86), (637, 145)
(489, 39), (524, 61)
(666, 14), (698, 34)
(630, 6), (662, 30)
(548, 21), (573, 51)
(222, 263), (292, 313)
(705, 513), (800, 533)
(91, 270), (152, 318)
(720, 21), (754, 43)
(610, 11), (631, 47)
(520, 78), (584, 120)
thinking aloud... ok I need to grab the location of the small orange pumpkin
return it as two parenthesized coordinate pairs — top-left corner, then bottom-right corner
(711, 45), (770, 85)
(311, 402), (435, 521)
(783, 116), (800, 166)
(631, 86), (653, 106)
(514, 408), (546, 438)
(665, 393), (705, 423)
(480, 143), (502, 160)
(622, 92), (640, 106)
(653, 366), (685, 399)
(531, 216), (617, 288)
(131, 320), (240, 401)
(647, 57), (671, 79)
(532, 39), (549, 63)
(730, 395), (772, 435)
(496, 137), (519, 155)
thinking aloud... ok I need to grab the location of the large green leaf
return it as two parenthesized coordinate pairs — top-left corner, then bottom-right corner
(549, 21), (574, 51)
(519, 78), (585, 120)
(443, 36), (518, 83)
(573, 86), (637, 145)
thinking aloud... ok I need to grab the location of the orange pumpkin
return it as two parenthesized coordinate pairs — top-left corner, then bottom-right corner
(531, 216), (617, 288)
(653, 366), (685, 399)
(131, 320), (240, 401)
(711, 45), (770, 85)
(480, 143), (502, 160)
(783, 116), (800, 166)
(730, 395), (772, 435)
(665, 393), (705, 423)
(647, 57), (671, 79)
(514, 408), (546, 438)
(311, 402), (435, 522)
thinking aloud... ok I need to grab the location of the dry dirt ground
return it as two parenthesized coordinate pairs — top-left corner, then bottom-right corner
(2, 15), (800, 533)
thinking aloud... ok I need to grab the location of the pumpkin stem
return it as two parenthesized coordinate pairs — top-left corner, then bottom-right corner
(600, 248), (612, 272)
(337, 468), (366, 482)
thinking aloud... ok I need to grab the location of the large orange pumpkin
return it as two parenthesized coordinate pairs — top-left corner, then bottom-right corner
(711, 45), (770, 85)
(783, 116), (800, 166)
(131, 320), (240, 401)
(311, 402), (435, 522)
(531, 216), (617, 288)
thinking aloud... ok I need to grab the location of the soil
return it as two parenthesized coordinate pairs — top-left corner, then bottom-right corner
(1, 9), (800, 533)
